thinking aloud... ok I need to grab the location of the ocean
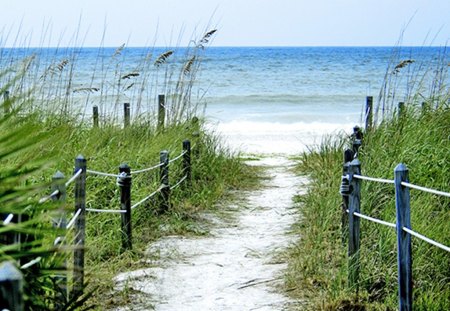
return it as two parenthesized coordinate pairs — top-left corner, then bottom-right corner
(1, 46), (447, 155)
(200, 47), (447, 154)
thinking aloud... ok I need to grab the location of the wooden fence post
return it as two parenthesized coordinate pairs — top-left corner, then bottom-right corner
(118, 163), (132, 251)
(93, 106), (99, 128)
(72, 155), (86, 298)
(158, 95), (165, 131)
(0, 261), (24, 311)
(365, 96), (373, 132)
(182, 140), (191, 187)
(159, 150), (170, 213)
(394, 163), (412, 311)
(352, 126), (363, 157)
(124, 103), (130, 128)
(348, 158), (361, 291)
(51, 171), (68, 307)
(340, 149), (354, 245)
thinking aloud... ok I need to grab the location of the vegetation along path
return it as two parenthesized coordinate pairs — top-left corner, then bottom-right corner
(114, 156), (306, 310)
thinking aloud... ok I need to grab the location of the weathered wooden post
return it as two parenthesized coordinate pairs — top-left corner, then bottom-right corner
(118, 163), (132, 251)
(73, 155), (86, 298)
(394, 163), (412, 311)
(0, 261), (24, 311)
(157, 95), (166, 131)
(124, 103), (130, 128)
(340, 149), (354, 245)
(398, 102), (405, 119)
(365, 96), (373, 132)
(93, 106), (99, 128)
(159, 150), (170, 213)
(348, 158), (361, 291)
(51, 171), (68, 307)
(182, 140), (192, 187)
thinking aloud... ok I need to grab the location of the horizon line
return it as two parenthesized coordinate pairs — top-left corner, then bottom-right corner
(2, 44), (447, 49)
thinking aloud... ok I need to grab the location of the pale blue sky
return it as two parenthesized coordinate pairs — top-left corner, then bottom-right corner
(1, 0), (449, 47)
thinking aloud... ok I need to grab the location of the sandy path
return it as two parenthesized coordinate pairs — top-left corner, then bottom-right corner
(114, 157), (305, 310)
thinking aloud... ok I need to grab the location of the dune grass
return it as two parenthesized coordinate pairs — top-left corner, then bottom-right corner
(0, 28), (261, 309)
(286, 87), (449, 309)
(1, 97), (259, 310)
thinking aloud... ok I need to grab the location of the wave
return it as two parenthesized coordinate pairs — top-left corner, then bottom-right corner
(208, 120), (354, 134)
(206, 120), (355, 155)
(204, 94), (362, 105)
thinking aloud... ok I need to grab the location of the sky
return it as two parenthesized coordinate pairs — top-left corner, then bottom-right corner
(1, 0), (449, 47)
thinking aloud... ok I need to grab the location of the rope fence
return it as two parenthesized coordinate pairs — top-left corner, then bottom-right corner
(30, 140), (192, 303)
(38, 189), (60, 204)
(130, 162), (163, 175)
(353, 174), (394, 184)
(67, 209), (82, 230)
(340, 120), (450, 311)
(344, 170), (450, 254)
(86, 169), (118, 178)
(0, 100), (198, 309)
(65, 169), (83, 187)
(85, 208), (127, 214)
(85, 149), (186, 178)
(168, 150), (187, 165)
(402, 227), (450, 253)
(170, 175), (188, 190)
(131, 185), (166, 210)
(401, 181), (450, 198)
(351, 211), (396, 228)
(20, 257), (42, 270)
(3, 213), (14, 225)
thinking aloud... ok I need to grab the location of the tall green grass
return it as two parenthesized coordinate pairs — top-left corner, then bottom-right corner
(0, 28), (217, 125)
(286, 49), (449, 310)
(0, 29), (259, 309)
(1, 88), (257, 309)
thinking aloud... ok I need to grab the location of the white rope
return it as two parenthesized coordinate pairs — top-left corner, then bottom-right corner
(86, 207), (126, 214)
(168, 150), (186, 165)
(131, 185), (165, 210)
(3, 213), (14, 225)
(353, 211), (396, 228)
(21, 257), (42, 269)
(86, 169), (118, 178)
(38, 189), (60, 204)
(66, 209), (82, 229)
(170, 175), (187, 190)
(54, 236), (63, 245)
(65, 169), (83, 187)
(131, 162), (164, 175)
(403, 227), (450, 253)
(401, 182), (450, 198)
(353, 174), (395, 184)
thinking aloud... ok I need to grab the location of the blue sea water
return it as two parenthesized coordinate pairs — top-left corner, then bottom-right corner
(1, 46), (447, 154)
(198, 47), (447, 153)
